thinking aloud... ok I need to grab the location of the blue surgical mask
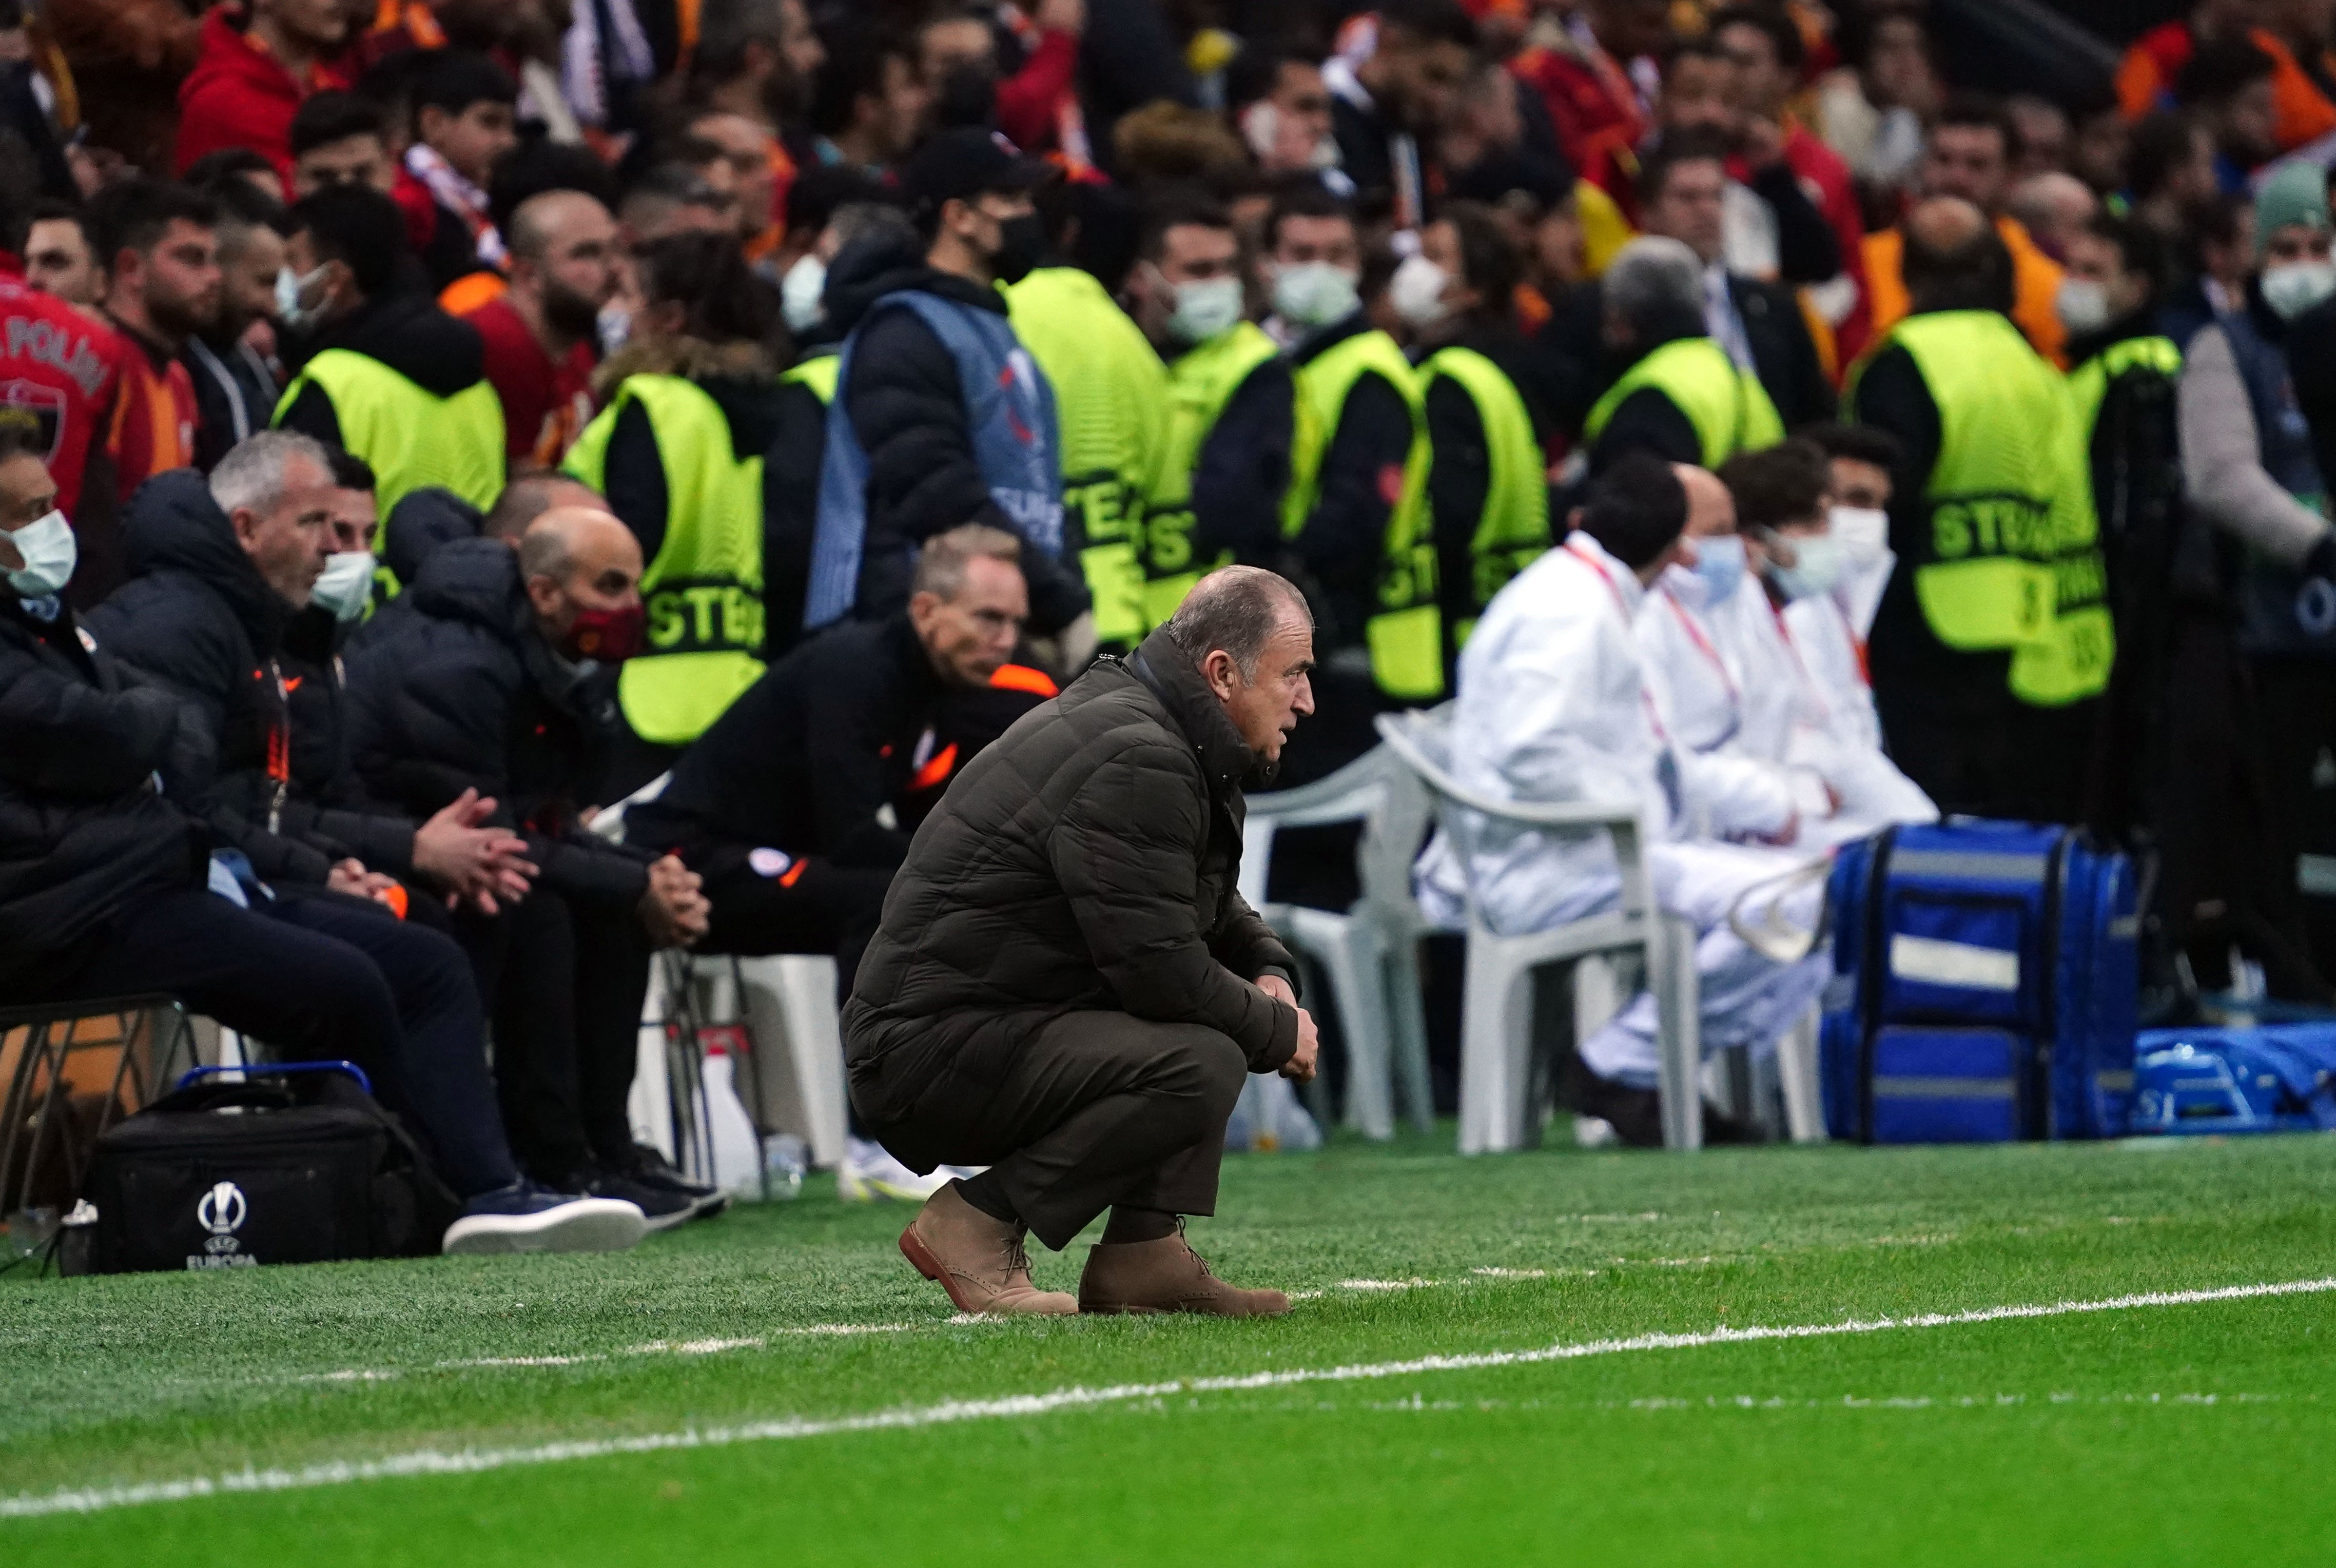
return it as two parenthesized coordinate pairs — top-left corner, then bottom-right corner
(4, 509), (76, 598)
(1690, 533), (1745, 604)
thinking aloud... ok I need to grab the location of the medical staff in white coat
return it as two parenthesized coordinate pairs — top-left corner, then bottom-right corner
(1414, 454), (1833, 1146)
(1782, 424), (1902, 751)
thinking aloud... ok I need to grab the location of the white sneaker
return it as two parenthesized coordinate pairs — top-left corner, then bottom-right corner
(837, 1136), (955, 1202)
(441, 1182), (650, 1255)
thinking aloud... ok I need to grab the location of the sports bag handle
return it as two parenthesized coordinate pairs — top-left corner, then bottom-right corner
(173, 1060), (376, 1097)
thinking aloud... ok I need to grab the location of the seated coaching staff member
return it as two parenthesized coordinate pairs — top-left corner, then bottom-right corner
(845, 567), (1323, 1319)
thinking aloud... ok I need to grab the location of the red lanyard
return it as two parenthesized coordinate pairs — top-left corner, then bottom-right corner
(1661, 585), (1739, 706)
(1565, 539), (1673, 744)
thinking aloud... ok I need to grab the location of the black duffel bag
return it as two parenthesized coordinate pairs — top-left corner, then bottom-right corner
(76, 1062), (459, 1273)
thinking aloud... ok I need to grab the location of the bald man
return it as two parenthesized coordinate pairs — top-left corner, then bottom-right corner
(464, 191), (622, 466)
(346, 507), (723, 1225)
(2007, 172), (2097, 267)
(1843, 197), (2111, 822)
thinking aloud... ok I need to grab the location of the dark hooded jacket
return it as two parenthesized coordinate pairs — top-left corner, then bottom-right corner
(342, 537), (653, 910)
(0, 589), (206, 994)
(383, 487), (485, 593)
(85, 469), (418, 885)
(843, 624), (1297, 1136)
(274, 295), (490, 451)
(826, 231), (1091, 635)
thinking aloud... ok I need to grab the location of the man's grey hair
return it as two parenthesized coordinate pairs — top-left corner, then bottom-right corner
(486, 474), (605, 542)
(209, 430), (332, 520)
(1163, 566), (1310, 679)
(1604, 236), (1704, 334)
(828, 201), (918, 254)
(517, 523), (574, 583)
(912, 523), (1021, 600)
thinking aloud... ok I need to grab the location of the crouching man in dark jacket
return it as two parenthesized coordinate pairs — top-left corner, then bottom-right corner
(845, 566), (1322, 1318)
(344, 507), (716, 1225)
(0, 413), (646, 1255)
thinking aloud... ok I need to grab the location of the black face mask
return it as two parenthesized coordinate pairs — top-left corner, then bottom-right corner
(989, 213), (1045, 285)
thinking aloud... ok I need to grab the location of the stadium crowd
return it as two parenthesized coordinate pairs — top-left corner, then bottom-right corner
(7, 0), (2336, 1250)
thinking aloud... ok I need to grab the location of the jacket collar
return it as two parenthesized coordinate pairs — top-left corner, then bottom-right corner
(1127, 625), (1268, 795)
(1563, 530), (1650, 620)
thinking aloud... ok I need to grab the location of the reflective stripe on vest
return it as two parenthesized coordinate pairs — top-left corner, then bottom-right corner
(1283, 326), (1437, 700)
(1007, 267), (1169, 649)
(1850, 310), (2112, 707)
(1419, 345), (1552, 649)
(565, 374), (766, 745)
(1582, 337), (1784, 468)
(1142, 321), (1280, 629)
(2066, 334), (2181, 433)
(783, 350), (840, 404)
(272, 349), (504, 515)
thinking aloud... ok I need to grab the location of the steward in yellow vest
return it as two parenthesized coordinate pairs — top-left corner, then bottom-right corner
(1406, 205), (1558, 695)
(273, 185), (505, 518)
(1005, 264), (1165, 654)
(1579, 239), (1782, 475)
(1121, 193), (1285, 630)
(563, 240), (782, 781)
(1842, 198), (2109, 823)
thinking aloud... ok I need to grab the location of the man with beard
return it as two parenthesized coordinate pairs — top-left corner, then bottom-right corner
(686, 0), (825, 148)
(466, 190), (619, 468)
(185, 178), (288, 475)
(90, 182), (221, 575)
(1326, 0), (1478, 231)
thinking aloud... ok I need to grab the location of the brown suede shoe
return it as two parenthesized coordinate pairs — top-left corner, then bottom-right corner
(1077, 1224), (1292, 1317)
(899, 1183), (1076, 1316)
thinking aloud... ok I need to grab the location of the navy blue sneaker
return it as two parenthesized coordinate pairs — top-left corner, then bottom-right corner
(441, 1180), (648, 1256)
(618, 1143), (729, 1220)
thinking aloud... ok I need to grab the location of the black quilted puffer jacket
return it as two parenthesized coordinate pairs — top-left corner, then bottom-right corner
(843, 624), (1298, 1130)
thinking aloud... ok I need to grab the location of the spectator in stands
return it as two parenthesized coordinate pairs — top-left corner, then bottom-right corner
(1227, 39), (1340, 178)
(0, 266), (121, 608)
(2070, 107), (2134, 198)
(402, 51), (520, 288)
(470, 190), (618, 468)
(1646, 38), (1838, 290)
(918, 1), (1084, 154)
(1845, 198), (2108, 822)
(1707, 2), (1872, 356)
(806, 127), (1088, 641)
(1581, 235), (1782, 475)
(2008, 172), (2100, 267)
(563, 231), (783, 787)
(0, 415), (648, 1255)
(616, 163), (739, 252)
(2125, 112), (2222, 242)
(345, 506), (715, 1224)
(1323, 0), (1476, 230)
(1866, 96), (2069, 364)
(274, 185), (505, 516)
(1405, 202), (1555, 691)
(2179, 37), (2285, 192)
(683, 105), (789, 263)
(21, 201), (103, 309)
(89, 181), (218, 516)
(288, 91), (399, 200)
(1512, 0), (1668, 203)
(627, 525), (1053, 1200)
(175, 0), (352, 182)
(184, 178), (287, 474)
(686, 0), (825, 149)
(1413, 452), (1830, 1147)
(2007, 93), (2072, 178)
(808, 23), (930, 183)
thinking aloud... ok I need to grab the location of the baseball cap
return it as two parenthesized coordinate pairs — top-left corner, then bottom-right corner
(902, 128), (1051, 217)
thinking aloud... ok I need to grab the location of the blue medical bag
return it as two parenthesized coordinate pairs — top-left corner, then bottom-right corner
(1820, 820), (2138, 1143)
(2130, 1024), (2336, 1134)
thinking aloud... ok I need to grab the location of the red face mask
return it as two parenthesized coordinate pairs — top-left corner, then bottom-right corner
(566, 601), (646, 662)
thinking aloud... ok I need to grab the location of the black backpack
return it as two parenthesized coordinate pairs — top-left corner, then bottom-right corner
(75, 1063), (460, 1273)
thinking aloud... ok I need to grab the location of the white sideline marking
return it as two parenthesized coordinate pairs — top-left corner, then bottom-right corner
(9, 1275), (2331, 1520)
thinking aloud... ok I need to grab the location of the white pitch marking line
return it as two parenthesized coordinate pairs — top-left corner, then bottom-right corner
(9, 1275), (2331, 1521)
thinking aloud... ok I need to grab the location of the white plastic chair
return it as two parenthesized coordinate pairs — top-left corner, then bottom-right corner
(1374, 709), (1704, 1153)
(1239, 744), (1435, 1139)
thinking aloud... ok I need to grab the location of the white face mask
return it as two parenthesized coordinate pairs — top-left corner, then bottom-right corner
(1166, 275), (1245, 345)
(2055, 276), (2111, 336)
(780, 253), (826, 335)
(2262, 258), (2336, 320)
(1271, 260), (1360, 328)
(312, 550), (376, 622)
(1239, 101), (1339, 170)
(275, 263), (330, 331)
(1389, 253), (1453, 329)
(597, 301), (632, 355)
(1828, 505), (1889, 566)
(3, 509), (76, 599)
(1767, 534), (1846, 600)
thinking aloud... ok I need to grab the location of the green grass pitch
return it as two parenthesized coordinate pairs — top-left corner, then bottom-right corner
(5, 1126), (2334, 1564)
